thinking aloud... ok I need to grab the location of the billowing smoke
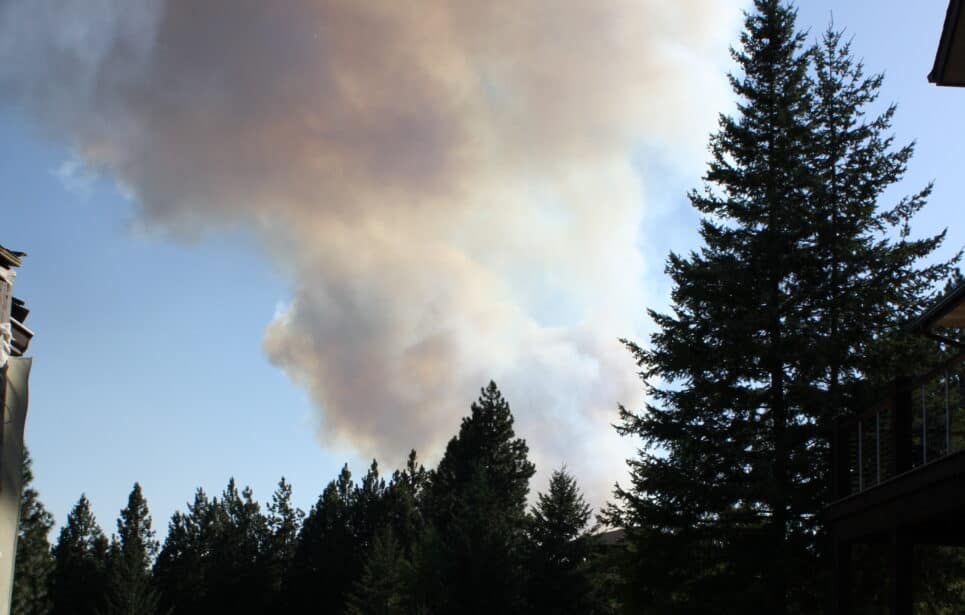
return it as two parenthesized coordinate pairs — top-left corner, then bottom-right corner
(0, 0), (740, 504)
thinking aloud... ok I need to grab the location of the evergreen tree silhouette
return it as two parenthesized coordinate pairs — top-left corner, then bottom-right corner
(11, 449), (54, 615)
(606, 2), (956, 612)
(51, 494), (109, 615)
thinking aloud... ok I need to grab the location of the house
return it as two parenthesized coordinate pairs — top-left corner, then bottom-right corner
(827, 282), (965, 614)
(0, 245), (33, 615)
(828, 7), (965, 611)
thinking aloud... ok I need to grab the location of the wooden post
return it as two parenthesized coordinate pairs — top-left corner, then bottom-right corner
(889, 528), (913, 615)
(831, 538), (852, 615)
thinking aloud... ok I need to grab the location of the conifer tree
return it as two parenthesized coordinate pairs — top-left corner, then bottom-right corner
(11, 449), (54, 615)
(807, 24), (957, 398)
(805, 24), (960, 611)
(420, 381), (536, 614)
(288, 465), (358, 614)
(50, 494), (109, 615)
(352, 460), (387, 556)
(398, 449), (429, 496)
(154, 510), (197, 614)
(527, 468), (596, 615)
(264, 477), (303, 604)
(204, 479), (269, 615)
(430, 381), (535, 527)
(102, 483), (162, 615)
(607, 2), (957, 613)
(345, 526), (410, 615)
(611, 1), (822, 611)
(155, 488), (218, 615)
(384, 450), (427, 560)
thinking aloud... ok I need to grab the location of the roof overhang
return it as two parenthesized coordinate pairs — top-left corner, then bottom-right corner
(906, 282), (965, 332)
(0, 244), (31, 359)
(930, 0), (965, 86)
(10, 319), (33, 357)
(0, 246), (23, 270)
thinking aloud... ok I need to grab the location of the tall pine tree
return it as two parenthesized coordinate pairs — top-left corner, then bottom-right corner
(805, 23), (960, 611)
(11, 449), (54, 615)
(607, 1), (956, 612)
(50, 494), (109, 615)
(352, 460), (388, 558)
(608, 2), (959, 612)
(264, 477), (303, 606)
(207, 479), (269, 615)
(526, 467), (598, 615)
(807, 24), (956, 402)
(606, 4), (815, 611)
(155, 488), (219, 615)
(419, 381), (536, 614)
(429, 382), (535, 529)
(383, 450), (427, 561)
(344, 526), (410, 615)
(288, 464), (359, 614)
(103, 483), (162, 615)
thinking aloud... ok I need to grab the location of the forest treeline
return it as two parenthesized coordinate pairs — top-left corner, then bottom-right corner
(10, 1), (965, 613)
(12, 383), (617, 615)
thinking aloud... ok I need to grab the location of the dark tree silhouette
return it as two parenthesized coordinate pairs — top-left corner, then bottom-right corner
(527, 467), (598, 615)
(345, 526), (410, 615)
(606, 2), (958, 613)
(11, 449), (54, 615)
(288, 464), (359, 614)
(263, 477), (303, 605)
(51, 494), (109, 615)
(155, 488), (219, 615)
(102, 483), (162, 615)
(418, 381), (536, 614)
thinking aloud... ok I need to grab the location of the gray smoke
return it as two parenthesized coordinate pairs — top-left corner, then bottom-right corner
(0, 0), (741, 504)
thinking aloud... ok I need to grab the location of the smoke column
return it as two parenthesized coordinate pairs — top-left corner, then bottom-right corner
(0, 0), (741, 504)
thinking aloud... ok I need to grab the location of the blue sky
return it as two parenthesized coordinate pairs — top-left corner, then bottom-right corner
(2, 0), (964, 539)
(1, 114), (347, 533)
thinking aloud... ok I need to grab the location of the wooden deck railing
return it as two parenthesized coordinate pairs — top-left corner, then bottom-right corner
(832, 352), (965, 501)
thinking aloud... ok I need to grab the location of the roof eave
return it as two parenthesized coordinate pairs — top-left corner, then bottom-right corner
(931, 0), (965, 86)
(905, 281), (965, 333)
(0, 245), (25, 269)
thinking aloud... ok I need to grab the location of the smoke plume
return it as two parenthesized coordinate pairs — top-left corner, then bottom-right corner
(0, 0), (740, 504)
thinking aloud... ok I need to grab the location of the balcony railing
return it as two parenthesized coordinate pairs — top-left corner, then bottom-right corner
(832, 353), (965, 500)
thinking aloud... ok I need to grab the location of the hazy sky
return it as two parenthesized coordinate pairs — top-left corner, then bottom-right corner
(1, 0), (963, 537)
